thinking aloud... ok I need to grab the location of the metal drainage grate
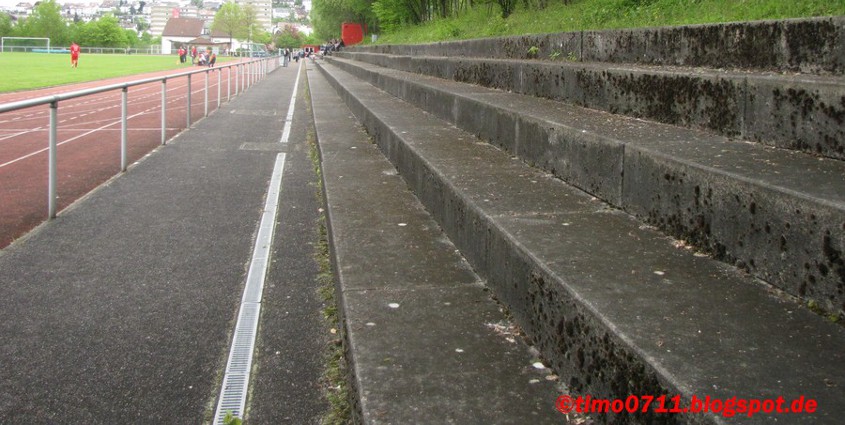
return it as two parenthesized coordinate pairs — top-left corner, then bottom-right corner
(213, 152), (286, 424)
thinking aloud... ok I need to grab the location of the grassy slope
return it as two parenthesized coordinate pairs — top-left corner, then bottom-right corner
(0, 53), (237, 93)
(375, 0), (845, 44)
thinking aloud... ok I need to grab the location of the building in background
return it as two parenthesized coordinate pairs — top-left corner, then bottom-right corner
(149, 2), (178, 37)
(237, 0), (271, 32)
(160, 16), (205, 54)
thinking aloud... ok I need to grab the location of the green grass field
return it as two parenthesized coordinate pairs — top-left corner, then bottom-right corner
(0, 52), (237, 93)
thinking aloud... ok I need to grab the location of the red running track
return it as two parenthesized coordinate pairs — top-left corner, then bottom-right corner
(0, 62), (253, 248)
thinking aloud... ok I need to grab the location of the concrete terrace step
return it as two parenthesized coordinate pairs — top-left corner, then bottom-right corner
(334, 50), (845, 159)
(350, 17), (845, 75)
(314, 59), (845, 423)
(323, 55), (845, 321)
(307, 66), (562, 423)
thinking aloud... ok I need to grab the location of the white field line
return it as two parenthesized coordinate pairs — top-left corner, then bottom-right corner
(0, 77), (227, 150)
(0, 106), (166, 169)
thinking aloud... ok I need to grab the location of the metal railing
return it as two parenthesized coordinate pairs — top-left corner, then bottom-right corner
(0, 56), (279, 219)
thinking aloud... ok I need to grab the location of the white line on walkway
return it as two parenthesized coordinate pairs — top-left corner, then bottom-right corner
(279, 60), (303, 144)
(213, 62), (299, 425)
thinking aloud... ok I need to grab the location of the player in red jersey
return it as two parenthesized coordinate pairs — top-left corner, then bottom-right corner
(70, 42), (80, 68)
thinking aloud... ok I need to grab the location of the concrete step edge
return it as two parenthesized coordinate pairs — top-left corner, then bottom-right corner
(307, 65), (564, 424)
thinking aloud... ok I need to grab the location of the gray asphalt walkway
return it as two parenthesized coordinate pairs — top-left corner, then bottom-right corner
(0, 61), (327, 423)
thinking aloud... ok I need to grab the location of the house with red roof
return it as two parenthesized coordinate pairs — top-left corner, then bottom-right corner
(161, 17), (231, 55)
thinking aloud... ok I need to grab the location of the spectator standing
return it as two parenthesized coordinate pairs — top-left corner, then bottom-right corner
(207, 48), (216, 67)
(191, 46), (198, 64)
(70, 42), (80, 68)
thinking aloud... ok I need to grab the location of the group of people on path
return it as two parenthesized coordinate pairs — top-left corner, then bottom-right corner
(281, 48), (311, 67)
(177, 45), (217, 67)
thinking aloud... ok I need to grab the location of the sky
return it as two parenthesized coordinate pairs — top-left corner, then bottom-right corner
(1, 0), (43, 11)
(1, 1), (85, 11)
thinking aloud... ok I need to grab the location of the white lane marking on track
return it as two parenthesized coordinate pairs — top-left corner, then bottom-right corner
(0, 108), (157, 169)
(0, 69), (229, 160)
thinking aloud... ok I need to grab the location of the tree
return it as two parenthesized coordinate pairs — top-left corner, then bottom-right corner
(124, 28), (138, 47)
(253, 29), (272, 46)
(372, 0), (418, 32)
(71, 15), (129, 47)
(212, 1), (244, 49)
(241, 3), (260, 43)
(274, 25), (301, 48)
(21, 0), (69, 45)
(0, 13), (13, 38)
(92, 15), (129, 47)
(137, 31), (153, 48)
(496, 0), (517, 18)
(136, 17), (149, 33)
(311, 0), (376, 40)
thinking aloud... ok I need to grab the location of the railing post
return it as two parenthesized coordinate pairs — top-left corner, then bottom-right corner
(121, 87), (128, 172)
(161, 79), (167, 145)
(217, 69), (221, 108)
(187, 73), (192, 127)
(227, 67), (231, 101)
(48, 100), (58, 219)
(204, 70), (209, 117)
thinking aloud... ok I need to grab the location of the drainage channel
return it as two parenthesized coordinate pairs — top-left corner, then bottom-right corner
(213, 152), (285, 424)
(212, 60), (302, 424)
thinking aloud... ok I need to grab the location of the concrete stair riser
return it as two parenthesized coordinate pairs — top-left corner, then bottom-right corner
(622, 151), (845, 312)
(336, 52), (845, 159)
(353, 17), (845, 74)
(581, 17), (845, 74)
